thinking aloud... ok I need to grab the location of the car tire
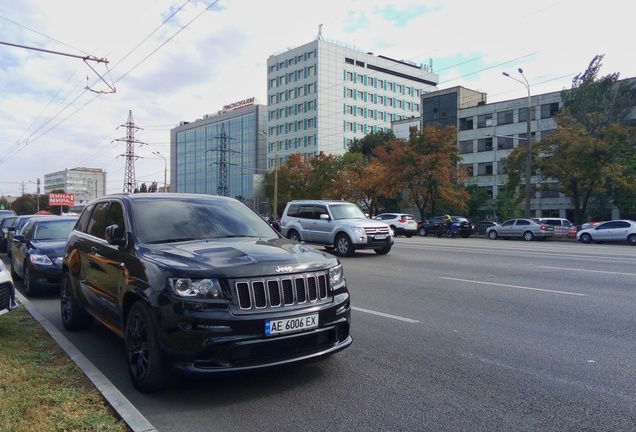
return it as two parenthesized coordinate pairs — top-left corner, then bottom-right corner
(418, 227), (427, 237)
(523, 231), (535, 241)
(488, 230), (498, 240)
(628, 234), (636, 246)
(10, 255), (19, 279)
(374, 243), (392, 255)
(390, 225), (398, 237)
(579, 233), (592, 244)
(23, 265), (39, 297)
(335, 234), (355, 257)
(126, 302), (178, 393)
(287, 230), (300, 242)
(60, 273), (94, 331)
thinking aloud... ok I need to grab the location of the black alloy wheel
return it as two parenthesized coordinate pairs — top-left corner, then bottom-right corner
(60, 273), (94, 331)
(23, 265), (39, 296)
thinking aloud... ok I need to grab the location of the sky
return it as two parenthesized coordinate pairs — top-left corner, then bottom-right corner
(0, 0), (633, 196)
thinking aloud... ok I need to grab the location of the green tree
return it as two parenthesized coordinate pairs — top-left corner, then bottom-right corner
(348, 129), (396, 161)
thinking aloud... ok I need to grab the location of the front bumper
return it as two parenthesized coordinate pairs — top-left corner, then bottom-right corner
(156, 292), (352, 374)
(0, 280), (19, 316)
(28, 262), (63, 285)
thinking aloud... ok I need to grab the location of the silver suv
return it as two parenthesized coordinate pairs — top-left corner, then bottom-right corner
(280, 200), (393, 256)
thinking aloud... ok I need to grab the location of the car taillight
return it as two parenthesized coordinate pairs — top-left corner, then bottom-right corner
(540, 225), (547, 230)
(398, 219), (406, 223)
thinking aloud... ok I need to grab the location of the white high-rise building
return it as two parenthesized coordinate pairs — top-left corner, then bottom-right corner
(265, 37), (439, 169)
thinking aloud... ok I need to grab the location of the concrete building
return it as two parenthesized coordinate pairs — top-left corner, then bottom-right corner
(265, 36), (439, 170)
(44, 167), (106, 207)
(170, 101), (269, 215)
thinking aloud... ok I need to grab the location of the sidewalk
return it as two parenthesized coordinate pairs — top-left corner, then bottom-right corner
(14, 290), (157, 432)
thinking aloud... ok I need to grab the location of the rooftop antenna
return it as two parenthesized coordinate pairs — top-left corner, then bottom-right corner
(316, 24), (323, 40)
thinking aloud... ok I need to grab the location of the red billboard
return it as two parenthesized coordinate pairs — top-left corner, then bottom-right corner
(49, 193), (75, 206)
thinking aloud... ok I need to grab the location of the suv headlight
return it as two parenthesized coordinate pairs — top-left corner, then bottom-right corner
(169, 278), (223, 299)
(329, 264), (345, 288)
(351, 227), (365, 235)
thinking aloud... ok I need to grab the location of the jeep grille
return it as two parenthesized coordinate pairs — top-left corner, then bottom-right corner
(234, 272), (329, 311)
(364, 226), (390, 235)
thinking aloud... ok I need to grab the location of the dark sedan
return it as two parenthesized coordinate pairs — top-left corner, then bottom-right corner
(10, 216), (77, 296)
(0, 215), (17, 253)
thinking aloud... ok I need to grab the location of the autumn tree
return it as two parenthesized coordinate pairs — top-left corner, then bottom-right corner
(348, 129), (396, 161)
(394, 125), (468, 221)
(533, 55), (636, 224)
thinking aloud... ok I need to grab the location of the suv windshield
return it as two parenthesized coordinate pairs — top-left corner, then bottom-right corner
(329, 203), (367, 220)
(132, 198), (276, 243)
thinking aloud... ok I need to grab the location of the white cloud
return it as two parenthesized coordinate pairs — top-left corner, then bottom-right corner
(0, 0), (632, 195)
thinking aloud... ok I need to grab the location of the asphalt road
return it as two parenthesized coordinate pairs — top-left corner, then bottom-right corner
(8, 236), (636, 431)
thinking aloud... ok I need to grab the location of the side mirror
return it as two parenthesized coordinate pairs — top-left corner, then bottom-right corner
(12, 234), (25, 243)
(105, 224), (127, 246)
(320, 214), (330, 220)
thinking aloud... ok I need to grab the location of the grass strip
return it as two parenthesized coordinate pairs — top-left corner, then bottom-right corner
(0, 307), (128, 432)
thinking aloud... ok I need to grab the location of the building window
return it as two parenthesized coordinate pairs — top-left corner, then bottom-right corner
(308, 83), (314, 93)
(308, 100), (314, 110)
(378, 79), (384, 89)
(288, 106), (294, 116)
(288, 89), (294, 99)
(497, 110), (513, 125)
(477, 137), (493, 151)
(308, 136), (314, 146)
(540, 184), (560, 198)
(463, 164), (474, 176)
(347, 71), (353, 81)
(346, 105), (353, 114)
(346, 122), (353, 131)
(368, 77), (374, 86)
(518, 106), (536, 122)
(378, 96), (384, 105)
(388, 82), (394, 91)
(297, 121), (303, 130)
(297, 103), (304, 113)
(307, 65), (314, 76)
(541, 102), (560, 118)
(477, 114), (493, 128)
(477, 162), (494, 175)
(357, 107), (363, 116)
(459, 140), (473, 154)
(346, 88), (353, 98)
(287, 72), (294, 83)
(459, 117), (474, 131)
(357, 91), (363, 99)
(307, 118), (314, 128)
(269, 78), (276, 89)
(414, 104), (419, 111)
(368, 109), (374, 118)
(497, 136), (514, 150)
(269, 94), (276, 104)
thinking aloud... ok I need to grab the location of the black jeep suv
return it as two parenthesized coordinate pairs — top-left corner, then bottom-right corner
(61, 193), (352, 392)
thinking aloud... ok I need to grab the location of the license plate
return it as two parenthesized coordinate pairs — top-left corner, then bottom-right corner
(374, 234), (387, 239)
(265, 314), (318, 336)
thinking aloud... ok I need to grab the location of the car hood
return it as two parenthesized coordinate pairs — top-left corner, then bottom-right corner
(338, 219), (390, 229)
(30, 239), (68, 256)
(139, 237), (340, 278)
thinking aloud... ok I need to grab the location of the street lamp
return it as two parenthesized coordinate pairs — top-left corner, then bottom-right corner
(258, 130), (278, 219)
(29, 179), (40, 213)
(502, 68), (532, 218)
(152, 151), (167, 192)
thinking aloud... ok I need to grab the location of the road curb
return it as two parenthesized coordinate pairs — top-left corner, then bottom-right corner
(15, 290), (157, 432)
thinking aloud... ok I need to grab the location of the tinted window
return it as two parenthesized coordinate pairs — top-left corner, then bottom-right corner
(286, 204), (299, 217)
(518, 220), (530, 226)
(131, 198), (275, 244)
(298, 205), (315, 219)
(614, 221), (631, 229)
(75, 203), (95, 233)
(87, 202), (110, 238)
(502, 220), (515, 227)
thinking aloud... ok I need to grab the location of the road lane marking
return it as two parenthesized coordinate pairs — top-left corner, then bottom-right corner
(537, 265), (636, 277)
(352, 306), (419, 323)
(440, 277), (587, 296)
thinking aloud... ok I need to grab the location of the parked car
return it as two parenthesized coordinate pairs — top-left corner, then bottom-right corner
(0, 259), (18, 316)
(5, 215), (42, 259)
(418, 215), (473, 238)
(0, 209), (16, 224)
(576, 220), (636, 245)
(0, 215), (17, 253)
(373, 213), (418, 237)
(280, 199), (393, 256)
(486, 218), (555, 241)
(10, 216), (78, 296)
(61, 193), (352, 392)
(533, 217), (576, 238)
(581, 221), (601, 230)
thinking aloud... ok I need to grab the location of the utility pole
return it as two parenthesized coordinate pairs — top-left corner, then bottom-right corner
(208, 123), (237, 196)
(115, 110), (145, 193)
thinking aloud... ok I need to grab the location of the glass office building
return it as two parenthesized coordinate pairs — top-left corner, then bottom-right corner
(170, 103), (269, 214)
